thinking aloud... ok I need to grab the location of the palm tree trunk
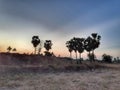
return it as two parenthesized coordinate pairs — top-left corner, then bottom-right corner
(70, 52), (72, 58)
(76, 52), (77, 60)
(75, 51), (78, 64)
(89, 52), (92, 63)
(79, 53), (82, 63)
(34, 47), (36, 54)
(92, 50), (95, 62)
(79, 53), (81, 59)
(70, 52), (72, 64)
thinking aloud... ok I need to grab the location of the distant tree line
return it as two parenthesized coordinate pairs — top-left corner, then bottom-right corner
(5, 33), (120, 63)
(30, 33), (119, 63)
(66, 33), (101, 63)
(102, 54), (120, 63)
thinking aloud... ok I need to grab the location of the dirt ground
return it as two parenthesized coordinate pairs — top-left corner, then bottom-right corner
(0, 69), (120, 90)
(0, 54), (120, 90)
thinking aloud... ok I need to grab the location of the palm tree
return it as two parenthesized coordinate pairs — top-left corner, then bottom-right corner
(66, 37), (84, 61)
(31, 36), (40, 54)
(84, 36), (93, 62)
(44, 40), (52, 52)
(84, 33), (101, 62)
(72, 37), (78, 60)
(91, 33), (101, 61)
(7, 46), (12, 53)
(77, 38), (85, 63)
(84, 36), (93, 53)
(66, 40), (74, 58)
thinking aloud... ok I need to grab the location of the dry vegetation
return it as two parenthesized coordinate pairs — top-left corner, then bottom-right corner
(0, 53), (120, 90)
(0, 69), (120, 90)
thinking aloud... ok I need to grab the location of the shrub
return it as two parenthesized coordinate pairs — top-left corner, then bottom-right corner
(102, 54), (113, 63)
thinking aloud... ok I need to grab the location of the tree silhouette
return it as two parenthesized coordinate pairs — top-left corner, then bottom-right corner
(66, 40), (74, 58)
(91, 33), (101, 61)
(84, 36), (93, 61)
(44, 40), (52, 56)
(84, 33), (101, 62)
(72, 37), (78, 60)
(102, 54), (112, 63)
(12, 48), (17, 53)
(87, 53), (96, 61)
(7, 46), (12, 53)
(66, 33), (101, 63)
(66, 37), (84, 62)
(44, 40), (52, 52)
(31, 36), (40, 54)
(77, 38), (85, 63)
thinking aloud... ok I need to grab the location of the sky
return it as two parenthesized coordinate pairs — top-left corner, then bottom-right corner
(0, 0), (120, 59)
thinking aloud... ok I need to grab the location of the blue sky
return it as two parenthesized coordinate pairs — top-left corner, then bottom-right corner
(0, 0), (120, 58)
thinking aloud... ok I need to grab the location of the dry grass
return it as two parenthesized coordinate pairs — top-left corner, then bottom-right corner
(0, 53), (120, 90)
(0, 69), (120, 90)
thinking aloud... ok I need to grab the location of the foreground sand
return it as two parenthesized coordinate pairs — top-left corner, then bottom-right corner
(0, 69), (120, 90)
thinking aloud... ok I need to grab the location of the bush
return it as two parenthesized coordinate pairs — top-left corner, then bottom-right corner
(44, 51), (53, 56)
(102, 54), (113, 63)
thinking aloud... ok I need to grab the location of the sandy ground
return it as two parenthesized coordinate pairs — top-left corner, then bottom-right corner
(0, 69), (120, 90)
